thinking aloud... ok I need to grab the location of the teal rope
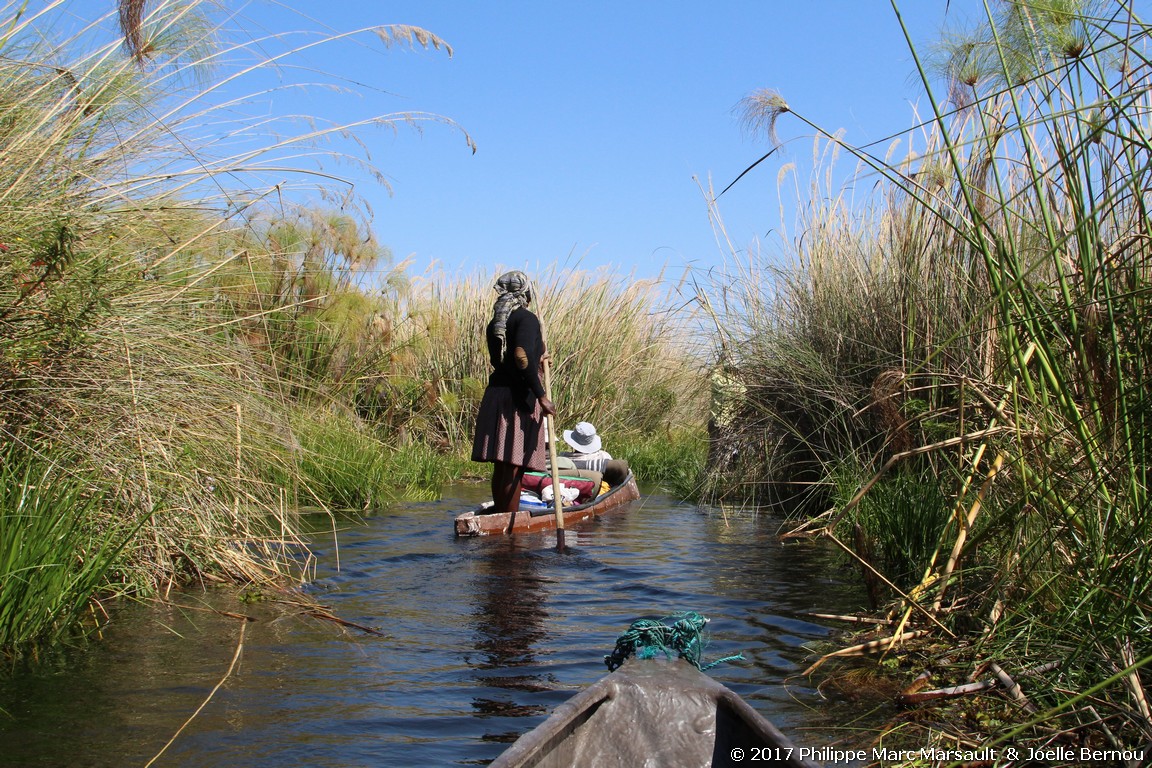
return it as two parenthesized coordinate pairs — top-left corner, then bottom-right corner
(604, 611), (745, 672)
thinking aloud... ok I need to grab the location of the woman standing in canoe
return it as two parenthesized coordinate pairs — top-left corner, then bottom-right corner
(472, 271), (557, 514)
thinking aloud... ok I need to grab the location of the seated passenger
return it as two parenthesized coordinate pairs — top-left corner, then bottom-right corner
(560, 422), (630, 488)
(560, 421), (613, 472)
(545, 446), (603, 490)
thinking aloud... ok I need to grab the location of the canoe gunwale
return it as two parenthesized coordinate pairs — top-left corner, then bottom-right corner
(454, 471), (640, 537)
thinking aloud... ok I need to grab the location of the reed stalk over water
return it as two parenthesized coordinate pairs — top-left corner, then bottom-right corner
(713, 0), (1152, 752)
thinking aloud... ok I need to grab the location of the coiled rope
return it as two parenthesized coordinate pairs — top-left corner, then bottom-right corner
(604, 611), (744, 672)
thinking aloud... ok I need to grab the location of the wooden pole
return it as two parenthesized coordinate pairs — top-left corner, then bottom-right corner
(542, 355), (565, 552)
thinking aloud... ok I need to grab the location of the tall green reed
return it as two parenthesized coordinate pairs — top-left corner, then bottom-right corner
(0, 443), (135, 652)
(715, 0), (1152, 748)
(0, 0), (465, 654)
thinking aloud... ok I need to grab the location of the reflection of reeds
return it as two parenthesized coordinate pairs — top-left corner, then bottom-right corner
(712, 0), (1152, 751)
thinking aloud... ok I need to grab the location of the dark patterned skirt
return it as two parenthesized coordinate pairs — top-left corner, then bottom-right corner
(471, 385), (546, 470)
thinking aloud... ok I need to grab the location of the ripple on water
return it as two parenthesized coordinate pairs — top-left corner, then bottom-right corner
(0, 485), (868, 767)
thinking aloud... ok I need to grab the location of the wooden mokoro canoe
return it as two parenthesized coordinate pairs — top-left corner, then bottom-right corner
(489, 658), (819, 768)
(454, 471), (640, 537)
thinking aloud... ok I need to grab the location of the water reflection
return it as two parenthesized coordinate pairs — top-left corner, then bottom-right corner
(471, 540), (549, 670)
(468, 539), (552, 735)
(0, 487), (871, 767)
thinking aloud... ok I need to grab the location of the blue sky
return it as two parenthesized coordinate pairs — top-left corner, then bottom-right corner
(219, 2), (982, 284)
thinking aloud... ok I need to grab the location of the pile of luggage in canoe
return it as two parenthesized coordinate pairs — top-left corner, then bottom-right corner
(516, 453), (631, 508)
(456, 421), (641, 537)
(454, 461), (639, 537)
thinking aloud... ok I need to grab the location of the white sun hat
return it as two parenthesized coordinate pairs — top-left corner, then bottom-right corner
(562, 421), (602, 454)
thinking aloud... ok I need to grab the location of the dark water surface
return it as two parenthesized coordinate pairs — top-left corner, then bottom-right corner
(0, 485), (869, 767)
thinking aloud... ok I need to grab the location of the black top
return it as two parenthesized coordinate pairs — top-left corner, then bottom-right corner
(486, 306), (547, 411)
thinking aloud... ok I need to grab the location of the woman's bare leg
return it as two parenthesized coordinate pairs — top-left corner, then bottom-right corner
(492, 461), (525, 514)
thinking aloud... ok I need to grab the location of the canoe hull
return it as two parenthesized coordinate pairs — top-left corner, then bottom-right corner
(490, 658), (819, 768)
(454, 472), (640, 537)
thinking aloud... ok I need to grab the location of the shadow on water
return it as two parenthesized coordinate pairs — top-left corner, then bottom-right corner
(0, 484), (876, 767)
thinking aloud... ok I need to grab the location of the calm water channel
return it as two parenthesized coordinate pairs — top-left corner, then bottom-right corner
(0, 484), (871, 767)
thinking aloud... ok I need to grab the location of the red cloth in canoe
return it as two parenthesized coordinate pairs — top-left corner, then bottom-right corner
(522, 472), (599, 503)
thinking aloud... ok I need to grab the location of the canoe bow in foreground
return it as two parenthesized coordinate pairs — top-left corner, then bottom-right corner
(489, 658), (819, 768)
(454, 471), (640, 537)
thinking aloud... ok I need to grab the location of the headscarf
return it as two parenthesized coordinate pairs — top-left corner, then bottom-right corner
(490, 270), (533, 361)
